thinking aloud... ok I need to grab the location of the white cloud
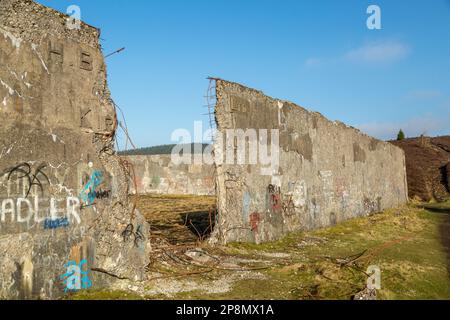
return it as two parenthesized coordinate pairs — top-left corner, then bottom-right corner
(344, 41), (410, 64)
(357, 115), (448, 140)
(406, 89), (442, 100)
(304, 57), (321, 67)
(303, 40), (410, 68)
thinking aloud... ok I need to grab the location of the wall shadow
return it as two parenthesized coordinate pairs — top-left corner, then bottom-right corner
(180, 210), (217, 241)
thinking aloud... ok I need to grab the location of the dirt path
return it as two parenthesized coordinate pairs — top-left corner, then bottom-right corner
(441, 215), (450, 280)
(419, 203), (450, 280)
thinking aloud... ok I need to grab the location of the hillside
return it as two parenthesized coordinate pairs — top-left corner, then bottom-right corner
(391, 136), (450, 202)
(118, 143), (210, 156)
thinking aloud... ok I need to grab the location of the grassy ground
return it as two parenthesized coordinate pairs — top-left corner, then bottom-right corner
(71, 200), (450, 300)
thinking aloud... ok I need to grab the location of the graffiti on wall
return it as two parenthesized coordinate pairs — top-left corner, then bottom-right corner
(281, 195), (296, 216)
(242, 191), (251, 223)
(95, 189), (111, 200)
(268, 184), (282, 213)
(79, 170), (103, 206)
(249, 212), (261, 232)
(363, 196), (382, 214)
(247, 181), (311, 233)
(268, 183), (303, 217)
(43, 217), (70, 230)
(121, 223), (145, 247)
(60, 259), (92, 293)
(1, 162), (50, 198)
(334, 178), (350, 212)
(0, 162), (84, 231)
(319, 170), (334, 204)
(287, 181), (307, 208)
(0, 196), (81, 228)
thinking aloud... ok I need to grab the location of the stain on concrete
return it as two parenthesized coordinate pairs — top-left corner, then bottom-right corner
(369, 138), (380, 151)
(353, 143), (367, 163)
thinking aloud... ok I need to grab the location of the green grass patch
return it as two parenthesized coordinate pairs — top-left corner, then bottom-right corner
(71, 203), (450, 300)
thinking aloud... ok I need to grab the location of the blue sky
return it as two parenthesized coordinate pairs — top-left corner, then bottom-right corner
(37, 0), (450, 148)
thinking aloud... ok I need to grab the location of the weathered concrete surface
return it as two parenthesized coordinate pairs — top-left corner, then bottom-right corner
(126, 155), (215, 196)
(210, 79), (409, 244)
(0, 0), (150, 299)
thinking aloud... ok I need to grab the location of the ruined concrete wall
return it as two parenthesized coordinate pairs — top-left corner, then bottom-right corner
(210, 79), (408, 244)
(0, 0), (150, 299)
(126, 155), (215, 196)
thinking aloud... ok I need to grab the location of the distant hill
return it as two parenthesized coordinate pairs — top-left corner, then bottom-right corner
(391, 136), (450, 202)
(118, 143), (211, 156)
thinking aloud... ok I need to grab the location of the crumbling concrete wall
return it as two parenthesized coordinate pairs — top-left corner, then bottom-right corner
(0, 0), (150, 299)
(210, 79), (409, 244)
(126, 155), (215, 196)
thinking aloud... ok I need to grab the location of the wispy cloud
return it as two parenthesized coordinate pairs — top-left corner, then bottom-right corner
(406, 89), (443, 100)
(344, 40), (410, 64)
(304, 57), (322, 68)
(304, 40), (411, 68)
(357, 115), (448, 140)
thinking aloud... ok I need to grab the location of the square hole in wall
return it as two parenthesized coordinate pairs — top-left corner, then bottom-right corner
(48, 40), (63, 67)
(80, 51), (93, 71)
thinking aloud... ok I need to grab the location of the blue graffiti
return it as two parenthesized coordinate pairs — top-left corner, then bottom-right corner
(60, 259), (92, 293)
(242, 191), (251, 223)
(79, 170), (103, 206)
(44, 217), (70, 230)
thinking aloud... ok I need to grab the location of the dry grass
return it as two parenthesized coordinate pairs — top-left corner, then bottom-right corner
(71, 199), (450, 300)
(132, 194), (216, 244)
